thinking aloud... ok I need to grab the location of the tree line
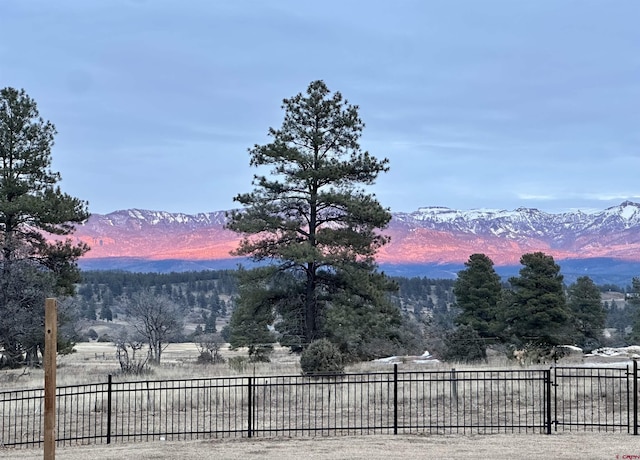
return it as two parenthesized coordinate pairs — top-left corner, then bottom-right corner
(443, 252), (632, 363)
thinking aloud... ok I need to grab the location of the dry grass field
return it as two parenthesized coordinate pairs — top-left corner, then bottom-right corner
(3, 340), (630, 392)
(0, 342), (306, 391)
(0, 433), (638, 460)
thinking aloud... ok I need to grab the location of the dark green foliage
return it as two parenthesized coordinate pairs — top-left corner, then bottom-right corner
(100, 305), (113, 322)
(77, 269), (235, 322)
(228, 268), (277, 361)
(453, 254), (502, 338)
(300, 338), (344, 375)
(0, 260), (56, 367)
(502, 252), (571, 349)
(203, 310), (217, 334)
(627, 278), (640, 344)
(0, 88), (89, 367)
(79, 270), (238, 297)
(423, 300), (460, 360)
(599, 283), (624, 293)
(0, 87), (90, 291)
(567, 276), (605, 351)
(604, 300), (621, 327)
(441, 325), (487, 363)
(226, 81), (404, 361)
(79, 300), (97, 321)
(393, 277), (455, 317)
(220, 324), (231, 343)
(323, 266), (424, 361)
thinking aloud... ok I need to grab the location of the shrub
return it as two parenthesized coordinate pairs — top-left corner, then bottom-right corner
(196, 351), (226, 364)
(441, 325), (486, 363)
(300, 339), (344, 375)
(195, 335), (226, 365)
(115, 339), (151, 375)
(97, 334), (112, 343)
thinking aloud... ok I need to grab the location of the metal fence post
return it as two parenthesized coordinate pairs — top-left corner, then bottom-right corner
(553, 367), (558, 432)
(107, 374), (112, 444)
(545, 369), (552, 435)
(248, 377), (253, 438)
(450, 368), (458, 401)
(634, 360), (638, 436)
(393, 364), (398, 435)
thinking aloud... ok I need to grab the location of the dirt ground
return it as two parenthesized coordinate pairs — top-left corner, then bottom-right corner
(1, 434), (639, 460)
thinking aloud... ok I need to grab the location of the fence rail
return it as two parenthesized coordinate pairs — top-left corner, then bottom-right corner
(1, 362), (639, 448)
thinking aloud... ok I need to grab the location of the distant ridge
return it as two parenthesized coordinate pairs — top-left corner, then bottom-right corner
(73, 202), (640, 283)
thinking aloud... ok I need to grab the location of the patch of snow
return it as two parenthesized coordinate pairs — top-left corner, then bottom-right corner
(374, 356), (399, 363)
(619, 203), (638, 220)
(372, 352), (439, 365)
(558, 345), (583, 353)
(588, 346), (640, 357)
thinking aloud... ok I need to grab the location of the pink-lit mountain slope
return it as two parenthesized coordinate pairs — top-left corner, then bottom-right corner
(72, 201), (640, 266)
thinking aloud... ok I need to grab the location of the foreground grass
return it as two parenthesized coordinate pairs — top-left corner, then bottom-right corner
(0, 434), (637, 460)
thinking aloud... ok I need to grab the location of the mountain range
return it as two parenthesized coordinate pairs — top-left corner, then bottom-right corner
(73, 201), (640, 285)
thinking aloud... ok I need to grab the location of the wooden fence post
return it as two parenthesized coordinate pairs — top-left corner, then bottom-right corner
(44, 298), (57, 460)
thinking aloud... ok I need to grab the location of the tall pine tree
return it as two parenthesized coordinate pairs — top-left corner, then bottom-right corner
(227, 80), (409, 360)
(453, 253), (502, 338)
(503, 252), (571, 349)
(0, 87), (89, 367)
(567, 276), (605, 350)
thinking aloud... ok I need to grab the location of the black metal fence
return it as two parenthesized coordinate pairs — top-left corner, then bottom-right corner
(1, 363), (638, 448)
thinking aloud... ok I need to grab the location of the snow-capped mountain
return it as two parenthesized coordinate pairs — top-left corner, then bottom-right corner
(72, 202), (640, 268)
(75, 209), (236, 260)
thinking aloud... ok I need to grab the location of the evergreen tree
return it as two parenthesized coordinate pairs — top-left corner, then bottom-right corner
(441, 325), (487, 363)
(628, 278), (640, 344)
(503, 252), (571, 349)
(228, 268), (277, 361)
(567, 276), (605, 350)
(226, 80), (407, 360)
(203, 310), (217, 334)
(100, 305), (113, 322)
(0, 87), (89, 368)
(83, 301), (97, 321)
(453, 253), (502, 338)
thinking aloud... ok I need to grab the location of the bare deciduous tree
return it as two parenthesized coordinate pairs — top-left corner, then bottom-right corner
(123, 290), (183, 364)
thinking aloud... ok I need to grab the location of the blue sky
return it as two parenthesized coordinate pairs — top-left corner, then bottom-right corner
(1, 0), (639, 215)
